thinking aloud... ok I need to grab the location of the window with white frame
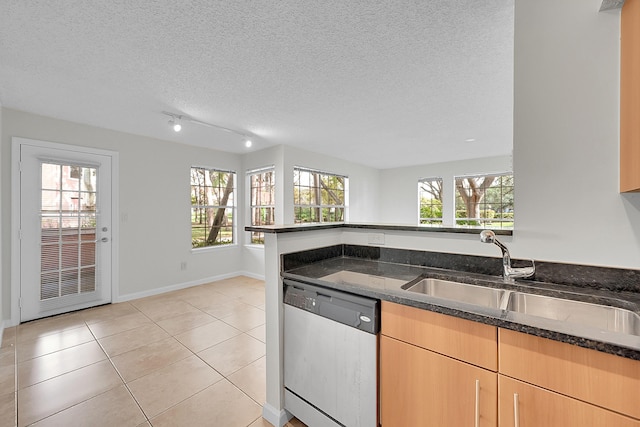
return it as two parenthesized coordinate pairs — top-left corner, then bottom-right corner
(294, 167), (347, 223)
(418, 178), (443, 225)
(190, 167), (236, 248)
(455, 173), (514, 229)
(248, 167), (275, 244)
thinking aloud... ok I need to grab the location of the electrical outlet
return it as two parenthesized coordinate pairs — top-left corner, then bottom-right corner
(368, 233), (385, 245)
(180, 261), (187, 271)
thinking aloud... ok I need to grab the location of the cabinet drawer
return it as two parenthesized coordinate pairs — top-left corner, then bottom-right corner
(381, 301), (497, 370)
(499, 328), (640, 420)
(499, 375), (640, 427)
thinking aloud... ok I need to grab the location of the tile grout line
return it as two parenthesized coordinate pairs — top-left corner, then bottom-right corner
(15, 319), (129, 426)
(88, 301), (249, 425)
(10, 278), (268, 427)
(1, 329), (18, 427)
(88, 320), (153, 426)
(122, 308), (227, 425)
(15, 306), (150, 426)
(7, 334), (18, 427)
(149, 299), (267, 423)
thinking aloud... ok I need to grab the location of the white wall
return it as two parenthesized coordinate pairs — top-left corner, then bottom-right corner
(0, 101), (3, 335)
(281, 145), (380, 224)
(376, 1), (640, 271)
(3, 0), (640, 324)
(0, 111), (384, 320)
(240, 144), (381, 278)
(241, 145), (285, 277)
(1, 109), (245, 321)
(243, 145), (286, 224)
(378, 155), (512, 225)
(511, 0), (640, 268)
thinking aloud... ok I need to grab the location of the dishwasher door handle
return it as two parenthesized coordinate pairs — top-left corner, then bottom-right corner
(316, 292), (333, 301)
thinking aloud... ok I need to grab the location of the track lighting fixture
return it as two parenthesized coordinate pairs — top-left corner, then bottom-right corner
(161, 111), (255, 148)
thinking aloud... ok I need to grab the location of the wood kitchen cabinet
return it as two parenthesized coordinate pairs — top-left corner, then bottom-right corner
(379, 301), (640, 426)
(380, 335), (497, 427)
(620, 0), (640, 192)
(498, 375), (640, 427)
(379, 302), (498, 427)
(499, 328), (640, 425)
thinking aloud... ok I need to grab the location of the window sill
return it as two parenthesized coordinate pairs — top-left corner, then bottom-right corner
(191, 243), (239, 253)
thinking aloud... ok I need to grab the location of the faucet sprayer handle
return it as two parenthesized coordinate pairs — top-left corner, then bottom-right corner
(480, 229), (496, 243)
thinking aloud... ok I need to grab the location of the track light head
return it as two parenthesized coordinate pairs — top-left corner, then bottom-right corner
(168, 116), (182, 132)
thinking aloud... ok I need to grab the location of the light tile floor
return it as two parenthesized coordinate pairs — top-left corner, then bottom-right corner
(0, 276), (306, 427)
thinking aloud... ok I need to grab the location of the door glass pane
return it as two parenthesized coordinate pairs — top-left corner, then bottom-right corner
(40, 244), (59, 272)
(41, 271), (59, 300)
(40, 162), (98, 300)
(41, 163), (60, 190)
(80, 267), (96, 293)
(61, 165), (80, 190)
(80, 242), (95, 266)
(61, 270), (78, 296)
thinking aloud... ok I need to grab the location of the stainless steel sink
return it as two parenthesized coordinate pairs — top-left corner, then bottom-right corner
(402, 278), (508, 309)
(506, 292), (640, 336)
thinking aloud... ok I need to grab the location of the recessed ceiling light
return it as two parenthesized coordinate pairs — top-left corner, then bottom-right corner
(245, 139), (252, 148)
(465, 138), (476, 143)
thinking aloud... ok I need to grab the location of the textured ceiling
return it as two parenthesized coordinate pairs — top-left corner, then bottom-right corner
(0, 0), (514, 169)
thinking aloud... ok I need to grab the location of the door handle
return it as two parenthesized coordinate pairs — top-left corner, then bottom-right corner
(101, 237), (109, 243)
(475, 379), (480, 427)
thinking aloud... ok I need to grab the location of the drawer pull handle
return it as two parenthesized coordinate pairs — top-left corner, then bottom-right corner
(475, 379), (480, 427)
(514, 393), (520, 427)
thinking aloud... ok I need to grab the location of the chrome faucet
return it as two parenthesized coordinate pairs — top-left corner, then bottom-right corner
(480, 230), (535, 283)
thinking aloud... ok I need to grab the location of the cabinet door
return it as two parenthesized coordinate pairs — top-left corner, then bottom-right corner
(380, 335), (497, 427)
(499, 375), (640, 427)
(499, 328), (640, 419)
(620, 0), (640, 192)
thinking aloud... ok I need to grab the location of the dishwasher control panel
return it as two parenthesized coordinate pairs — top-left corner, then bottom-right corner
(284, 291), (316, 311)
(283, 279), (380, 334)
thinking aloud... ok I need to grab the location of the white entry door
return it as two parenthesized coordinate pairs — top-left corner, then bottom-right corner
(17, 139), (114, 322)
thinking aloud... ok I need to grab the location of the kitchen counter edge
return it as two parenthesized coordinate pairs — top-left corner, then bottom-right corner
(246, 222), (513, 235)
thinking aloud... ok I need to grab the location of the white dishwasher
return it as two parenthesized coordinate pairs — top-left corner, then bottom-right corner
(283, 279), (379, 427)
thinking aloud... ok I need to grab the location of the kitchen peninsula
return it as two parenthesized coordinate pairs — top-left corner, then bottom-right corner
(248, 223), (640, 427)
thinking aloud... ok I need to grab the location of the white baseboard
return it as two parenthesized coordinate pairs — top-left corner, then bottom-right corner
(8, 272), (265, 324)
(237, 270), (265, 281)
(262, 403), (292, 427)
(4, 317), (18, 328)
(115, 272), (261, 303)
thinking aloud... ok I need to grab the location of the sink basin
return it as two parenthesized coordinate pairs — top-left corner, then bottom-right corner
(402, 278), (508, 309)
(506, 292), (640, 336)
(320, 271), (408, 289)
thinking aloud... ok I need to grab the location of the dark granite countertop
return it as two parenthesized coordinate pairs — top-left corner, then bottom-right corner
(283, 256), (640, 361)
(245, 222), (513, 235)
